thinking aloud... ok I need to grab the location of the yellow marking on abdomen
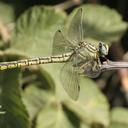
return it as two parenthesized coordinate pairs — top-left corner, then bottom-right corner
(0, 65), (8, 70)
(0, 53), (72, 70)
(7, 63), (17, 69)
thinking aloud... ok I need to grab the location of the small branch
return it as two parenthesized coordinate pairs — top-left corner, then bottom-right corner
(0, 111), (6, 114)
(101, 60), (128, 72)
(0, 105), (6, 114)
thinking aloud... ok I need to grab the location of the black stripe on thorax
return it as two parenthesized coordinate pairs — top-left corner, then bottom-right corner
(77, 42), (97, 53)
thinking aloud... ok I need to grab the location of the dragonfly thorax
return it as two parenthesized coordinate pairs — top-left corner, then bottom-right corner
(77, 42), (98, 54)
(73, 41), (98, 62)
(78, 42), (86, 47)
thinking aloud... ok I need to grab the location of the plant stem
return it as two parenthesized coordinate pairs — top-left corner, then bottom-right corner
(101, 60), (128, 72)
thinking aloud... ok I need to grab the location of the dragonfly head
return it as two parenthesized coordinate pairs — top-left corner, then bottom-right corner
(98, 42), (109, 57)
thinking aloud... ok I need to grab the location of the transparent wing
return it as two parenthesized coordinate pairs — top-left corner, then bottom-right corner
(60, 55), (80, 100)
(52, 30), (74, 55)
(67, 8), (83, 45)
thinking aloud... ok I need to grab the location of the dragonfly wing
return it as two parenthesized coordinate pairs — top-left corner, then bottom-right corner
(52, 30), (74, 55)
(60, 55), (80, 100)
(67, 8), (83, 45)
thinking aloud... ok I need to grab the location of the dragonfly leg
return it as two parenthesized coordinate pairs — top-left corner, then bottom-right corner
(92, 59), (101, 72)
(78, 62), (89, 74)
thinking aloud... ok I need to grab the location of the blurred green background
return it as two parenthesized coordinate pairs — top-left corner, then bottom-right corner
(0, 0), (128, 128)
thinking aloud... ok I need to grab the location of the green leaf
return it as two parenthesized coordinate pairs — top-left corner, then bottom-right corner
(0, 40), (4, 49)
(22, 67), (56, 93)
(23, 85), (55, 121)
(67, 4), (128, 44)
(109, 107), (128, 128)
(22, 64), (56, 121)
(0, 70), (29, 128)
(63, 78), (109, 127)
(80, 123), (90, 128)
(10, 6), (67, 56)
(0, 2), (14, 23)
(36, 103), (75, 128)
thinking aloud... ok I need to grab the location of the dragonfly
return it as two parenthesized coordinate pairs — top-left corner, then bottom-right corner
(0, 8), (109, 100)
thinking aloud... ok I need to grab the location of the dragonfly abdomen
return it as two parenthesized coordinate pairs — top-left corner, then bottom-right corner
(0, 53), (72, 70)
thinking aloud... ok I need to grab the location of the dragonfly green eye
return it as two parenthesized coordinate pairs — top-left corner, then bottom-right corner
(99, 42), (109, 57)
